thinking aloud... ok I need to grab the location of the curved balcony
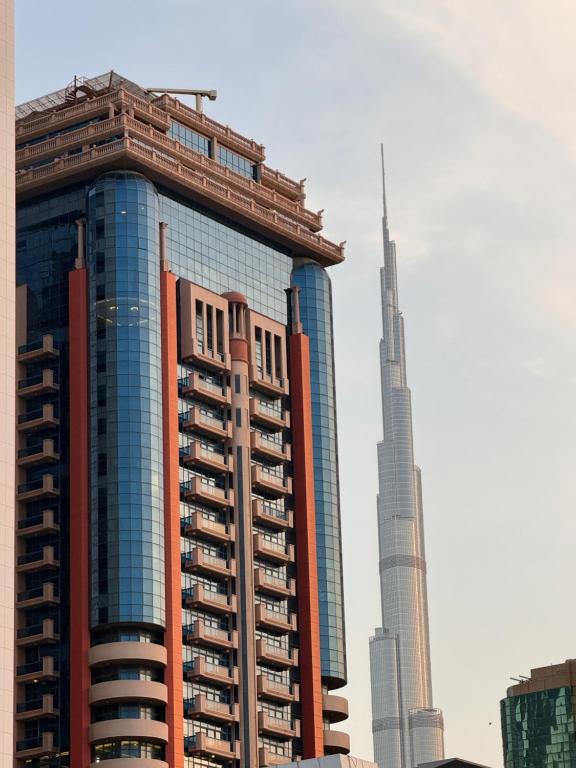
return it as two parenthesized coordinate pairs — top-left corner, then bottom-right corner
(181, 547), (235, 578)
(17, 335), (59, 363)
(183, 656), (238, 686)
(249, 398), (289, 430)
(323, 729), (351, 755)
(88, 718), (169, 744)
(182, 511), (233, 543)
(184, 694), (239, 723)
(254, 568), (295, 598)
(255, 603), (296, 633)
(89, 680), (168, 706)
(180, 371), (230, 406)
(88, 641), (167, 669)
(183, 584), (236, 614)
(322, 693), (349, 724)
(17, 403), (59, 432)
(253, 534), (294, 564)
(250, 431), (291, 464)
(183, 619), (237, 650)
(181, 442), (233, 474)
(252, 499), (292, 530)
(17, 368), (59, 398)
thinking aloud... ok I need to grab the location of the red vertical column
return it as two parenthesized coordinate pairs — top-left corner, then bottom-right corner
(289, 329), (325, 757)
(160, 265), (184, 768)
(69, 265), (91, 768)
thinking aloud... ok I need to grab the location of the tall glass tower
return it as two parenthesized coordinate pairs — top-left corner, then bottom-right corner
(369, 148), (444, 768)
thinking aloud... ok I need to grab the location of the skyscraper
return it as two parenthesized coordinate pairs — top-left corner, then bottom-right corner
(0, 1), (15, 766)
(13, 72), (349, 768)
(369, 149), (444, 768)
(501, 659), (576, 768)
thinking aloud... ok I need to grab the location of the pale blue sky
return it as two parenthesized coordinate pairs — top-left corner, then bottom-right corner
(16, 2), (576, 766)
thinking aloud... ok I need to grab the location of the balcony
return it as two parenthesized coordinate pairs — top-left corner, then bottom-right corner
(252, 499), (292, 531)
(251, 465), (292, 498)
(181, 547), (235, 578)
(17, 438), (59, 467)
(16, 545), (59, 573)
(16, 618), (59, 647)
(254, 568), (295, 599)
(181, 442), (233, 474)
(257, 675), (298, 703)
(17, 474), (59, 502)
(183, 619), (237, 650)
(256, 639), (297, 669)
(257, 710), (296, 739)
(249, 398), (289, 430)
(253, 534), (294, 565)
(182, 339), (231, 373)
(182, 511), (233, 544)
(16, 693), (59, 721)
(181, 371), (230, 406)
(17, 509), (59, 537)
(17, 335), (59, 364)
(17, 404), (59, 433)
(249, 366), (289, 397)
(183, 584), (236, 614)
(16, 581), (59, 609)
(181, 477), (233, 509)
(15, 732), (58, 759)
(183, 657), (238, 686)
(258, 747), (292, 767)
(184, 733), (240, 761)
(17, 369), (59, 398)
(184, 694), (238, 723)
(180, 406), (231, 439)
(250, 432), (291, 464)
(323, 693), (349, 724)
(255, 603), (296, 633)
(323, 729), (351, 755)
(16, 655), (58, 683)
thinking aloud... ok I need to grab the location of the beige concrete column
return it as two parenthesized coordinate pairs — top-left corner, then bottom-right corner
(223, 292), (258, 768)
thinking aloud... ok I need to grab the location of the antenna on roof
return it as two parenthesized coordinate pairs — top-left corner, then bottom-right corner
(145, 87), (217, 113)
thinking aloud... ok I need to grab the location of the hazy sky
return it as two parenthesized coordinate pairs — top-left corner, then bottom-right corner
(16, 2), (576, 766)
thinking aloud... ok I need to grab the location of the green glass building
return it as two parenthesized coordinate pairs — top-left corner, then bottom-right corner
(501, 659), (576, 768)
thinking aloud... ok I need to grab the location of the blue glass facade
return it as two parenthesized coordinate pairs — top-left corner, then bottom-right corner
(291, 261), (347, 686)
(87, 172), (165, 627)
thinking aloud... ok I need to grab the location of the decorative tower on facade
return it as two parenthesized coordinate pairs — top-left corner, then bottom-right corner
(369, 148), (444, 768)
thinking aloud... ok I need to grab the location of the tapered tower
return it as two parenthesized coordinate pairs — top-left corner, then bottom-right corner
(369, 148), (444, 768)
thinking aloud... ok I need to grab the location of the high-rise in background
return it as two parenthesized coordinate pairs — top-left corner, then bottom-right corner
(501, 659), (576, 768)
(12, 71), (349, 768)
(369, 150), (444, 768)
(0, 0), (15, 765)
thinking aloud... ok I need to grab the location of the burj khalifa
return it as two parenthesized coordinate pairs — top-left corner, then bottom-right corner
(369, 148), (445, 768)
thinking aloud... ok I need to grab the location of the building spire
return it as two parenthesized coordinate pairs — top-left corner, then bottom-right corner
(381, 143), (388, 231)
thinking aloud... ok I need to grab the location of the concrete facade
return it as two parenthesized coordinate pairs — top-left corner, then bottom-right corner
(0, 0), (14, 764)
